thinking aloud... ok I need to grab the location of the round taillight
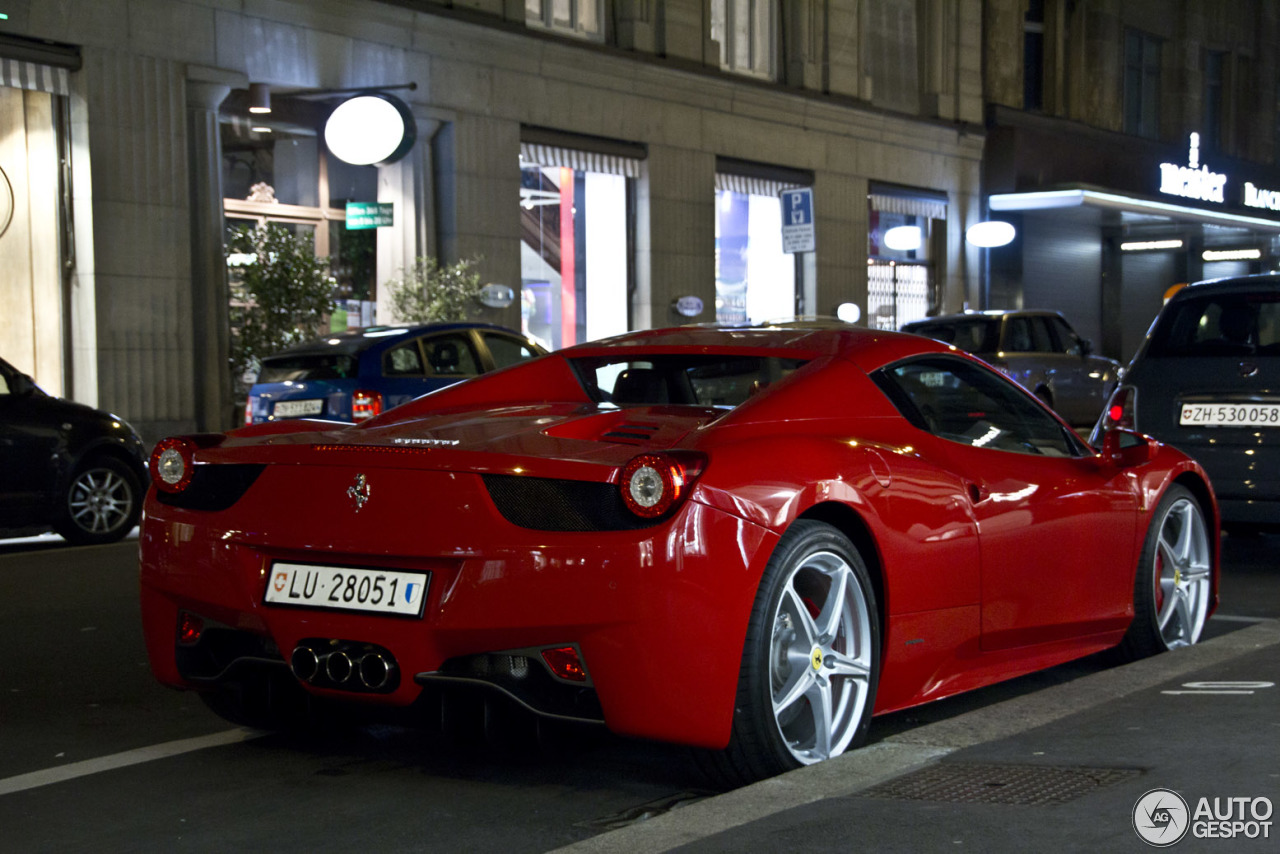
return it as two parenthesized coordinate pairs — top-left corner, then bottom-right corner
(620, 453), (690, 519)
(150, 437), (196, 493)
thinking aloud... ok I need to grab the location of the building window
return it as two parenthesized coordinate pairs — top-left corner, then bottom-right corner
(220, 91), (378, 331)
(1023, 0), (1045, 111)
(1124, 29), (1162, 139)
(1203, 50), (1225, 153)
(526, 0), (603, 40)
(710, 0), (776, 79)
(867, 188), (946, 330)
(520, 143), (636, 351)
(714, 174), (799, 325)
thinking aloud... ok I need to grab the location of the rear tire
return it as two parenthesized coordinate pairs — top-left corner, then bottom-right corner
(53, 456), (142, 545)
(705, 520), (880, 785)
(1118, 484), (1212, 661)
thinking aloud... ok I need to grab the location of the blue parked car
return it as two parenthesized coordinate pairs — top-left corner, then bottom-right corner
(245, 323), (546, 424)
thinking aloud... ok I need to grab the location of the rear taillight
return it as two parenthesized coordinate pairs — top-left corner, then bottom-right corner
(150, 437), (197, 493)
(352, 389), (383, 422)
(1102, 385), (1137, 431)
(244, 396), (255, 425)
(177, 611), (204, 645)
(619, 452), (705, 519)
(540, 646), (588, 683)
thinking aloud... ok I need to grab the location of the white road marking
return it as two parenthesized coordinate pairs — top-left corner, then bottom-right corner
(1211, 614), (1265, 623)
(0, 729), (262, 797)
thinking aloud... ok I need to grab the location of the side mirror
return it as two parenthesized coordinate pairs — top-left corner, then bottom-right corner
(5, 372), (36, 396)
(1079, 337), (1093, 358)
(1101, 428), (1158, 468)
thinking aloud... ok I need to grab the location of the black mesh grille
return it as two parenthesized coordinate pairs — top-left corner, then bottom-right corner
(482, 474), (656, 531)
(156, 464), (265, 511)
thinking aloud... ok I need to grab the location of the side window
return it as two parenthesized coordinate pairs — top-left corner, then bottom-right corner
(383, 343), (425, 377)
(484, 333), (540, 370)
(422, 333), (480, 377)
(1003, 317), (1033, 352)
(1048, 317), (1083, 356)
(1027, 317), (1056, 353)
(874, 357), (1078, 457)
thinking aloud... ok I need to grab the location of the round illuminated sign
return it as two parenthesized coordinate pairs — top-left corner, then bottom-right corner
(672, 296), (705, 318)
(836, 302), (862, 324)
(324, 94), (417, 166)
(479, 283), (515, 309)
(965, 221), (1016, 248)
(883, 225), (922, 251)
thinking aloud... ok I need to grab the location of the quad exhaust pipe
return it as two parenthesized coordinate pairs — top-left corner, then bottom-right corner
(290, 641), (397, 692)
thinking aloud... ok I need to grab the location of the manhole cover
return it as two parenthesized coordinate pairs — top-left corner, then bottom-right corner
(860, 763), (1142, 806)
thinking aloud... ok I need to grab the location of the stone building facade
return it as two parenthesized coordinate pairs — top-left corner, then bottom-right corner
(1, 0), (986, 442)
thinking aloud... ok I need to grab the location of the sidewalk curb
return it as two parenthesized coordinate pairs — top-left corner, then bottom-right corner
(551, 620), (1280, 854)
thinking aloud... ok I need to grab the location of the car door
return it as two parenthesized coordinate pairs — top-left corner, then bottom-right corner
(1040, 315), (1103, 425)
(877, 356), (1140, 651)
(0, 364), (59, 527)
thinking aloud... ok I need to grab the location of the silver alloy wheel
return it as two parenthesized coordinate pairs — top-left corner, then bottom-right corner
(768, 549), (874, 764)
(67, 467), (134, 535)
(1153, 496), (1211, 648)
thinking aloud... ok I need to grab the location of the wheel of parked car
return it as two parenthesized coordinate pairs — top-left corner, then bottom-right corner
(1119, 484), (1212, 660)
(712, 520), (880, 783)
(53, 456), (143, 545)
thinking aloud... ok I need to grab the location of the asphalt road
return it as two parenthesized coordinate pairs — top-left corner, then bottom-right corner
(0, 530), (1275, 852)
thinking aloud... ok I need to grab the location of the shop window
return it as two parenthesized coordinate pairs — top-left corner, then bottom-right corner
(710, 0), (776, 79)
(526, 0), (603, 40)
(715, 175), (798, 324)
(520, 142), (637, 350)
(1124, 30), (1162, 139)
(867, 188), (946, 330)
(220, 90), (378, 325)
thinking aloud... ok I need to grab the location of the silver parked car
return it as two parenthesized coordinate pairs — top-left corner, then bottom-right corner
(1092, 274), (1280, 533)
(902, 310), (1121, 427)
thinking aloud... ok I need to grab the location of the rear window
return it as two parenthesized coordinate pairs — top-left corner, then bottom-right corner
(570, 354), (808, 408)
(1148, 291), (1280, 357)
(905, 318), (999, 353)
(257, 354), (359, 383)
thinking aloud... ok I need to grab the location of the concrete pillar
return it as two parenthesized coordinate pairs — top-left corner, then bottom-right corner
(186, 67), (244, 431)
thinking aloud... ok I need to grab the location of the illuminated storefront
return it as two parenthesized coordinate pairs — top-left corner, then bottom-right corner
(983, 107), (1280, 361)
(519, 137), (638, 350)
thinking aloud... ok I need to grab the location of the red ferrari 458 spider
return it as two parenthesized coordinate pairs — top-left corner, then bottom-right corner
(140, 325), (1218, 782)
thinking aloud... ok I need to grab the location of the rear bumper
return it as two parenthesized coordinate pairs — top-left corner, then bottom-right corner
(139, 471), (775, 749)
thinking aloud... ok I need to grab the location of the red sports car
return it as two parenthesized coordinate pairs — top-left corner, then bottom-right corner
(139, 326), (1217, 782)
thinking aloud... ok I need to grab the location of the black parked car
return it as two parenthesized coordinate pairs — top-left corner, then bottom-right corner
(0, 357), (148, 545)
(1092, 274), (1280, 533)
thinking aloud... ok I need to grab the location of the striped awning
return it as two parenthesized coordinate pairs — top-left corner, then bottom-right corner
(868, 192), (948, 221)
(1, 58), (70, 95)
(715, 173), (806, 198)
(520, 142), (642, 178)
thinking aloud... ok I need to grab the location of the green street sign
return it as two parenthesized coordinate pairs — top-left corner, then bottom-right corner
(346, 202), (393, 230)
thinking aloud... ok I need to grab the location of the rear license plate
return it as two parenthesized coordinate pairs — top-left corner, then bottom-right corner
(273, 399), (324, 418)
(265, 563), (428, 617)
(1179, 403), (1280, 427)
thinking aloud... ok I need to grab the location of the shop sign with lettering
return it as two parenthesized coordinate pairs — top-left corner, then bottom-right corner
(1159, 133), (1226, 205)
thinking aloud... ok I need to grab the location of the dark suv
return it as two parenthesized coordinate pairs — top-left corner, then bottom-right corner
(1092, 275), (1280, 532)
(246, 323), (546, 424)
(902, 310), (1121, 427)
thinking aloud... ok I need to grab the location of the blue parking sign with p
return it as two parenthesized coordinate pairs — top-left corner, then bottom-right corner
(779, 187), (815, 253)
